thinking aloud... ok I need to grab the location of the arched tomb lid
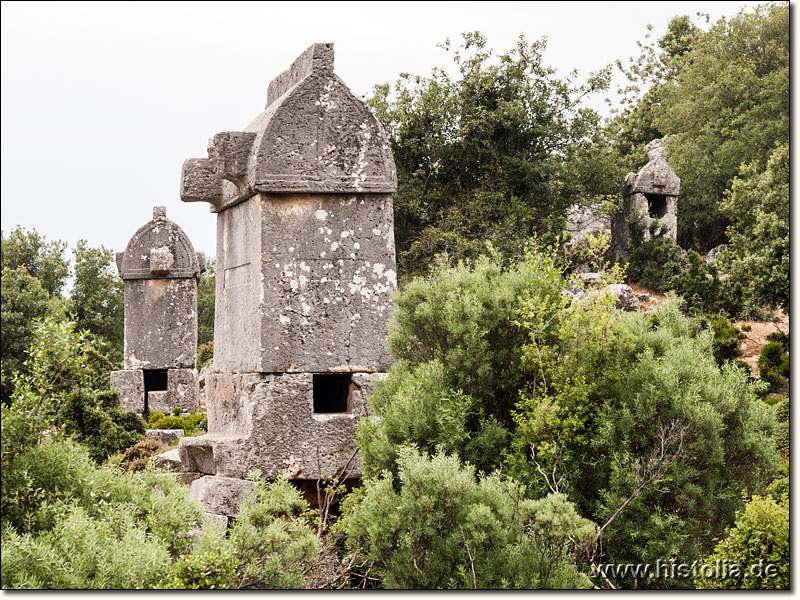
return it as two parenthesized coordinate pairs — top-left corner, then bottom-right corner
(180, 43), (397, 212)
(117, 206), (204, 280)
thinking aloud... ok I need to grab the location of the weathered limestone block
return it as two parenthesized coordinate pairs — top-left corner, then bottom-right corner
(212, 194), (396, 373)
(123, 279), (197, 370)
(110, 370), (144, 413)
(189, 475), (255, 518)
(179, 372), (383, 480)
(113, 207), (204, 416)
(146, 429), (185, 444)
(154, 448), (182, 470)
(564, 203), (611, 246)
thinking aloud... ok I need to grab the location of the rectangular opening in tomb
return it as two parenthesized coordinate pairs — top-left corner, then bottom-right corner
(313, 373), (352, 413)
(645, 193), (668, 219)
(143, 369), (169, 393)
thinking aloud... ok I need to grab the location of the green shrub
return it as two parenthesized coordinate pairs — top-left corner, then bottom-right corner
(155, 519), (239, 589)
(197, 341), (214, 370)
(1, 437), (200, 550)
(757, 341), (789, 394)
(695, 494), (788, 589)
(693, 314), (743, 365)
(147, 410), (207, 436)
(229, 478), (318, 589)
(1, 504), (173, 589)
(626, 237), (685, 294)
(156, 478), (317, 590)
(120, 437), (170, 472)
(362, 247), (567, 477)
(62, 388), (145, 463)
(765, 330), (789, 351)
(341, 447), (594, 589)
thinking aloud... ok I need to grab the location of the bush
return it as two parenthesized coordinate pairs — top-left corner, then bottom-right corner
(695, 494), (788, 589)
(360, 246), (567, 477)
(341, 447), (594, 589)
(147, 410), (207, 436)
(120, 437), (170, 472)
(757, 342), (789, 394)
(156, 478), (317, 589)
(197, 341), (213, 371)
(62, 388), (145, 463)
(626, 237), (686, 294)
(693, 314), (744, 366)
(1, 503), (173, 589)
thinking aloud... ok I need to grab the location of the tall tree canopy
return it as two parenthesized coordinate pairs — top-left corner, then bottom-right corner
(369, 32), (619, 280)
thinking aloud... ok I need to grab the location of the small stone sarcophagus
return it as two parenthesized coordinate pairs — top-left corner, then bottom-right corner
(178, 43), (397, 482)
(110, 206), (205, 415)
(610, 138), (680, 261)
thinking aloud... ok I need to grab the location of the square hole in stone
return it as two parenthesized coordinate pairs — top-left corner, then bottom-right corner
(143, 369), (169, 393)
(645, 193), (668, 219)
(313, 373), (351, 413)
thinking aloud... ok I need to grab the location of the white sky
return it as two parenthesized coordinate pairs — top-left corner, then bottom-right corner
(1, 1), (761, 260)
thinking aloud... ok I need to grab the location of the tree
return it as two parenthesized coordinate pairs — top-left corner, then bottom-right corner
(721, 143), (788, 312)
(653, 4), (789, 250)
(368, 32), (617, 280)
(197, 258), (215, 346)
(0, 268), (57, 403)
(69, 240), (124, 362)
(1, 227), (70, 297)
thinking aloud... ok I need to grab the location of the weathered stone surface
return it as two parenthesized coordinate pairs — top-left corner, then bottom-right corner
(189, 475), (255, 518)
(168, 368), (200, 412)
(116, 206), (204, 280)
(110, 369), (144, 413)
(705, 244), (727, 264)
(123, 278), (198, 370)
(146, 429), (185, 445)
(154, 448), (182, 470)
(212, 194), (396, 373)
(203, 512), (229, 529)
(181, 43), (396, 213)
(563, 283), (640, 312)
(611, 137), (680, 261)
(178, 372), (382, 480)
(564, 203), (611, 246)
(177, 472), (203, 486)
(605, 284), (640, 312)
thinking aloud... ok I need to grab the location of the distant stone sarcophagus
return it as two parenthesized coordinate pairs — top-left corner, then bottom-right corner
(110, 206), (205, 414)
(610, 138), (680, 261)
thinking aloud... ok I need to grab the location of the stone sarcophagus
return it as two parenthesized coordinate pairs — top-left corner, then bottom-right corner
(178, 43), (397, 482)
(610, 138), (680, 261)
(110, 206), (205, 414)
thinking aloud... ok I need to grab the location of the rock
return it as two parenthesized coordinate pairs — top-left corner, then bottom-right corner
(203, 512), (229, 530)
(605, 284), (640, 312)
(636, 293), (650, 302)
(705, 244), (728, 264)
(564, 203), (611, 246)
(580, 272), (603, 284)
(146, 428), (185, 444)
(177, 472), (203, 486)
(189, 475), (255, 518)
(154, 448), (182, 470)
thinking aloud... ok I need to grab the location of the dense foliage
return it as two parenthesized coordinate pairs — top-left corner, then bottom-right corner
(369, 32), (620, 281)
(695, 493), (789, 590)
(342, 447), (594, 589)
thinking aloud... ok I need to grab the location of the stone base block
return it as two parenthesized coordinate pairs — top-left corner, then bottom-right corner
(189, 475), (255, 518)
(177, 371), (384, 480)
(110, 368), (199, 415)
(153, 448), (182, 470)
(110, 370), (144, 413)
(146, 429), (185, 444)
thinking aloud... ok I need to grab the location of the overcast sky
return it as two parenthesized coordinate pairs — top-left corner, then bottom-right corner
(2, 1), (761, 260)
